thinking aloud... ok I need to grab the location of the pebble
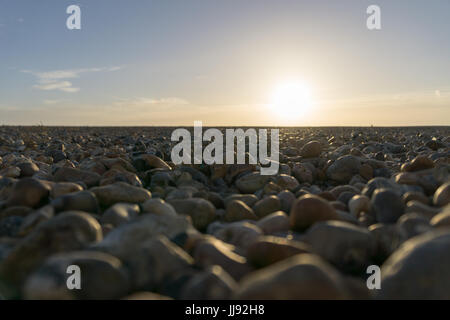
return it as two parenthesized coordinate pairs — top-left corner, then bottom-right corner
(369, 224), (407, 262)
(140, 198), (177, 216)
(17, 162), (39, 178)
(51, 191), (99, 213)
(290, 194), (340, 231)
(93, 214), (198, 260)
(135, 154), (172, 171)
(370, 188), (405, 223)
(17, 205), (54, 236)
(235, 173), (270, 193)
(0, 166), (21, 178)
(179, 265), (237, 300)
(224, 200), (257, 222)
(253, 195), (281, 218)
(337, 191), (356, 206)
(348, 195), (370, 217)
(277, 190), (296, 213)
(433, 182), (450, 207)
(23, 251), (130, 300)
(213, 221), (262, 252)
(305, 221), (377, 273)
(330, 185), (360, 198)
(168, 198), (216, 230)
(0, 211), (102, 286)
(0, 206), (33, 219)
(396, 171), (441, 195)
(165, 187), (194, 201)
(292, 163), (313, 184)
(397, 213), (432, 238)
(405, 200), (441, 218)
(336, 210), (359, 225)
(362, 177), (400, 198)
(330, 201), (347, 211)
(101, 203), (140, 227)
(235, 254), (350, 299)
(318, 191), (336, 201)
(47, 150), (66, 162)
(246, 236), (310, 268)
(300, 141), (322, 158)
(6, 178), (50, 209)
(224, 194), (258, 208)
(100, 169), (143, 187)
(123, 235), (194, 293)
(193, 237), (252, 281)
(426, 139), (445, 151)
(430, 205), (450, 228)
(50, 182), (84, 198)
(358, 164), (373, 180)
(378, 230), (450, 299)
(273, 174), (299, 191)
(54, 167), (101, 188)
(255, 211), (290, 235)
(326, 155), (362, 183)
(401, 155), (435, 172)
(0, 216), (23, 237)
(402, 191), (429, 205)
(262, 181), (282, 195)
(358, 211), (376, 227)
(90, 182), (151, 207)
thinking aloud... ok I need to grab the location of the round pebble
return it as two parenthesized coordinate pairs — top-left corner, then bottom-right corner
(290, 194), (340, 231)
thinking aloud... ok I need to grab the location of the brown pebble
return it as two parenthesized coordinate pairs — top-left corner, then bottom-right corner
(290, 194), (340, 231)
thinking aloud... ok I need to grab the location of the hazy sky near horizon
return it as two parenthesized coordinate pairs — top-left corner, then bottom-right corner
(0, 0), (449, 126)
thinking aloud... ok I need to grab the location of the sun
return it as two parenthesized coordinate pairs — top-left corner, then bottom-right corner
(269, 82), (313, 120)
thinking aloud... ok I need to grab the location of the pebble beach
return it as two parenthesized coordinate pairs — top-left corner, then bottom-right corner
(0, 125), (449, 300)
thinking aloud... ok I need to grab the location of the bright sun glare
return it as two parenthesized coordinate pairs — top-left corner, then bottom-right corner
(270, 82), (313, 120)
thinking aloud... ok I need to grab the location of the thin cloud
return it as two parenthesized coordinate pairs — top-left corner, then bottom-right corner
(34, 81), (80, 93)
(113, 97), (189, 107)
(107, 66), (123, 72)
(22, 66), (123, 93)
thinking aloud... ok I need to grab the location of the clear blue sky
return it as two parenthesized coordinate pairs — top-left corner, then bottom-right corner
(1, 0), (449, 125)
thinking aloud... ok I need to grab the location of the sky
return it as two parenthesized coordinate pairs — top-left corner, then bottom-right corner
(0, 0), (449, 126)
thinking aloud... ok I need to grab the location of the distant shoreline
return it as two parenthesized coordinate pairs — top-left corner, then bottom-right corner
(1, 125), (450, 129)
